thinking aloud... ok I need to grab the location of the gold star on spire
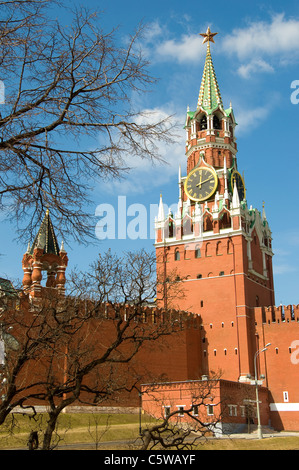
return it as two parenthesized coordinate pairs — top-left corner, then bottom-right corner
(200, 26), (218, 44)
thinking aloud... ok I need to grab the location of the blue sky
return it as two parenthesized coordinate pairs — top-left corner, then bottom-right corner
(1, 0), (299, 306)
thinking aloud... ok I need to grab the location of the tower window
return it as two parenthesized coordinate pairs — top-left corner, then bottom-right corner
(219, 271), (225, 276)
(184, 246), (190, 259)
(213, 115), (221, 130)
(195, 246), (201, 258)
(197, 274), (202, 279)
(200, 115), (207, 130)
(168, 219), (174, 238)
(175, 249), (180, 261)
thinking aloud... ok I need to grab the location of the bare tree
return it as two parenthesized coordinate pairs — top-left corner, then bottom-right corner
(0, 1), (177, 242)
(139, 377), (222, 450)
(0, 249), (187, 450)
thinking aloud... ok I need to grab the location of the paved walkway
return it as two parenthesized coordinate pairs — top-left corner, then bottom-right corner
(6, 427), (299, 450)
(217, 427), (299, 440)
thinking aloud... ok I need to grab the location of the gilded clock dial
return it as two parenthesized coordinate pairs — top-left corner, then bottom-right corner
(184, 167), (218, 202)
(231, 170), (246, 201)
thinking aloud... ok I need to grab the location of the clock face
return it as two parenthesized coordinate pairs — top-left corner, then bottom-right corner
(184, 167), (218, 202)
(231, 170), (246, 201)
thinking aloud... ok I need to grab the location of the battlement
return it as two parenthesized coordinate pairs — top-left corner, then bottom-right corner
(255, 305), (299, 325)
(99, 303), (202, 329)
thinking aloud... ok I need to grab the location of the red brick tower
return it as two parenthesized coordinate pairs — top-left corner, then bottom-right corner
(155, 28), (275, 382)
(22, 209), (68, 298)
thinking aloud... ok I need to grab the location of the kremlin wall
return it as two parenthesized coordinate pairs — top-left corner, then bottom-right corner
(0, 27), (299, 436)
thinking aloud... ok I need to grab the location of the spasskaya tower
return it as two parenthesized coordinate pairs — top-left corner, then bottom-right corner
(154, 28), (275, 382)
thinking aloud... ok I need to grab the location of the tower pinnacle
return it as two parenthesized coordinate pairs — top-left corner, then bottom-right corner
(197, 27), (222, 112)
(200, 26), (218, 44)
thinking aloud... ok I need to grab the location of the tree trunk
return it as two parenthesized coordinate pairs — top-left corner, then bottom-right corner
(42, 411), (59, 450)
(140, 430), (152, 450)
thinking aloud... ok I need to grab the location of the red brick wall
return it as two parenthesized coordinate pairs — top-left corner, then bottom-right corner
(142, 379), (269, 431)
(156, 233), (274, 381)
(254, 305), (299, 430)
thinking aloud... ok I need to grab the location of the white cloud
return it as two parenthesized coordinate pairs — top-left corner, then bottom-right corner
(141, 21), (206, 64)
(155, 33), (203, 64)
(234, 103), (272, 135)
(221, 13), (299, 60)
(101, 107), (186, 196)
(237, 58), (274, 79)
(220, 13), (299, 80)
(273, 263), (297, 275)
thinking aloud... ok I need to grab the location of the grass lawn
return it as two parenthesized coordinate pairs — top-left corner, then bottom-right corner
(198, 436), (299, 450)
(0, 412), (298, 450)
(0, 412), (146, 449)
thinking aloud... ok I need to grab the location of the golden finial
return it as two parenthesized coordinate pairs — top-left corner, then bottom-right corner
(200, 26), (218, 44)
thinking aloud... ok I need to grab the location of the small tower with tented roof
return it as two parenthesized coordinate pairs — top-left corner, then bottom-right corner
(22, 209), (68, 298)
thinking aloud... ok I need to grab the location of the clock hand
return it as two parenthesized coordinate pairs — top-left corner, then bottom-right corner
(196, 176), (213, 187)
(196, 172), (203, 189)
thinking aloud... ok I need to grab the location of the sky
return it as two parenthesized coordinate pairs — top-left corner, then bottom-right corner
(1, 0), (299, 306)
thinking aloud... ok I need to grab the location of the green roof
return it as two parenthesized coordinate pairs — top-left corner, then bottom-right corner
(0, 278), (17, 297)
(197, 43), (222, 114)
(29, 210), (59, 255)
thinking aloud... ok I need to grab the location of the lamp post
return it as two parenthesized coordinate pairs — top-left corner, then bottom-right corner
(254, 343), (271, 439)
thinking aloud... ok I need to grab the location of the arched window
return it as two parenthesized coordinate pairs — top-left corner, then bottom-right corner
(184, 246), (190, 260)
(219, 211), (231, 230)
(213, 115), (221, 130)
(200, 115), (207, 130)
(205, 242), (212, 257)
(195, 245), (201, 258)
(175, 249), (180, 261)
(203, 216), (213, 232)
(168, 218), (174, 238)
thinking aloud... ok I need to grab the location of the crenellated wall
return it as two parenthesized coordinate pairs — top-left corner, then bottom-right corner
(254, 305), (299, 430)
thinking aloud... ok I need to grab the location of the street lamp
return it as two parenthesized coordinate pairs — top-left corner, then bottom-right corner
(254, 343), (271, 439)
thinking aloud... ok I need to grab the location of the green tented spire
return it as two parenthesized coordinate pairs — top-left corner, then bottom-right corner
(197, 28), (223, 114)
(30, 209), (59, 255)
